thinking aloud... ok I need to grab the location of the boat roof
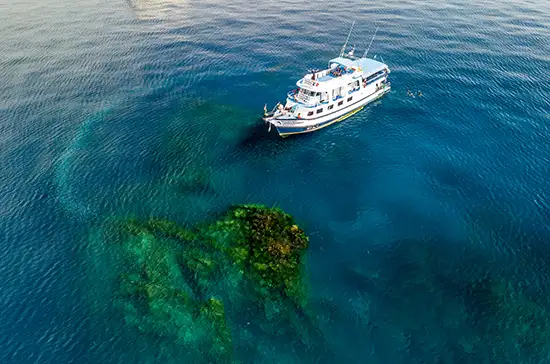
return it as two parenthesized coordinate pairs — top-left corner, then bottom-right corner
(296, 56), (389, 91)
(329, 56), (387, 74)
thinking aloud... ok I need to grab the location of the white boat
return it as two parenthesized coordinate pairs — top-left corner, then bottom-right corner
(262, 24), (391, 137)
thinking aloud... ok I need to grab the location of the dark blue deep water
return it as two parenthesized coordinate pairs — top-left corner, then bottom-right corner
(1, 0), (550, 363)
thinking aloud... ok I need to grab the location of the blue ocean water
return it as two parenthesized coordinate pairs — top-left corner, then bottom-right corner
(1, 0), (550, 362)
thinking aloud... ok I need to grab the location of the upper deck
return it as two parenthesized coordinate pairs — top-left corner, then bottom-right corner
(296, 56), (388, 91)
(329, 56), (388, 75)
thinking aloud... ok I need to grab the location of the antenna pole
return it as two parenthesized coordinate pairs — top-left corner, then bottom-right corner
(363, 26), (379, 58)
(339, 20), (356, 57)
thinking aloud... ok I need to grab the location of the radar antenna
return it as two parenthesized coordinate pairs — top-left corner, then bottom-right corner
(339, 20), (356, 57)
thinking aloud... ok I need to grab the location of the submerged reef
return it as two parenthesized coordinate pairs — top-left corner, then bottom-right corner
(463, 276), (550, 360)
(91, 209), (550, 363)
(202, 204), (310, 304)
(337, 237), (550, 363)
(103, 204), (310, 362)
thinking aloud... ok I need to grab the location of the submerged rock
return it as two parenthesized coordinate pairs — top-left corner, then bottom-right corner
(203, 204), (310, 305)
(103, 204), (310, 362)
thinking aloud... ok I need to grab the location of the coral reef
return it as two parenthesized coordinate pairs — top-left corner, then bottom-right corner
(202, 204), (309, 304)
(463, 276), (550, 360)
(340, 237), (550, 363)
(104, 204), (310, 362)
(112, 226), (232, 361)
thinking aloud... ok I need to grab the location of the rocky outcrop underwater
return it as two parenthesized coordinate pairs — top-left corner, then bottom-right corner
(98, 204), (313, 363)
(88, 204), (550, 363)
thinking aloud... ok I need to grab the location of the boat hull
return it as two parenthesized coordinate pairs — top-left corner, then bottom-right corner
(270, 86), (390, 137)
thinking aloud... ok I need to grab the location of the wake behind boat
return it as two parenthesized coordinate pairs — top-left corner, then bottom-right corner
(263, 23), (391, 137)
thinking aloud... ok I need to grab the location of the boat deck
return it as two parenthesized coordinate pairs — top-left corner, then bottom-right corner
(317, 74), (334, 82)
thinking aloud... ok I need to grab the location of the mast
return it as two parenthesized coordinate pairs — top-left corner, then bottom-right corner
(363, 26), (379, 58)
(339, 20), (356, 57)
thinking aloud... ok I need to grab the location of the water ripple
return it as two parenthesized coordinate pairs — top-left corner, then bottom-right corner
(1, 0), (550, 362)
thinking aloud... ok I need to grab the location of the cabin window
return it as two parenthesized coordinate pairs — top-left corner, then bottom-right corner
(347, 97), (353, 102)
(338, 101), (343, 106)
(307, 111), (314, 116)
(316, 108), (323, 114)
(301, 89), (318, 97)
(366, 70), (385, 83)
(328, 105), (334, 110)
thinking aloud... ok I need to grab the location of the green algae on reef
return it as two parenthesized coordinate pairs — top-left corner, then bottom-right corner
(104, 204), (310, 361)
(202, 204), (310, 305)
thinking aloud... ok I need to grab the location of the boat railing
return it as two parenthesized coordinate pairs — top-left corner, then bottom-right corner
(288, 89), (315, 104)
(302, 78), (315, 87)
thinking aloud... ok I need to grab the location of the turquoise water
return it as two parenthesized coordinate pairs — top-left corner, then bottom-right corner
(1, 0), (550, 362)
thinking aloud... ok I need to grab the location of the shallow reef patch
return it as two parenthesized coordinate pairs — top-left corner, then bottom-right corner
(91, 204), (312, 363)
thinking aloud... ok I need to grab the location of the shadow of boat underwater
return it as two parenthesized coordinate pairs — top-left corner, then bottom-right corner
(237, 119), (282, 149)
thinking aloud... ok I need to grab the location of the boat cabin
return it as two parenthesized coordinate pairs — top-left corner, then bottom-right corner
(285, 56), (389, 117)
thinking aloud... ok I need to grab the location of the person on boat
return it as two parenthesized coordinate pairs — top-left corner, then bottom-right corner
(297, 113), (302, 119)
